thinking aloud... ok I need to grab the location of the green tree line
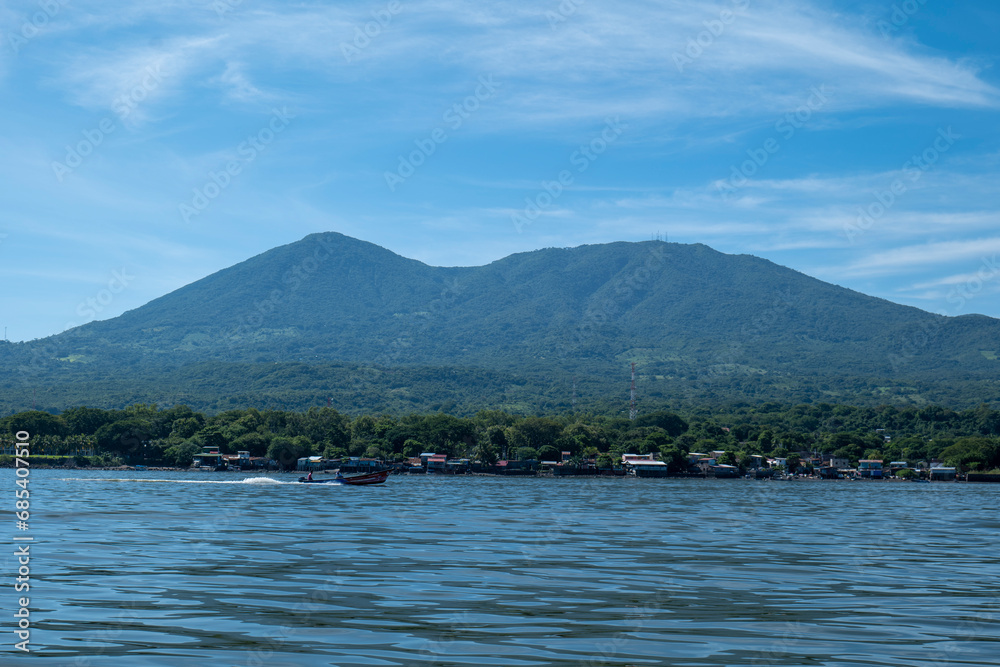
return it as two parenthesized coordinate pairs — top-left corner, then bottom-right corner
(2, 402), (999, 472)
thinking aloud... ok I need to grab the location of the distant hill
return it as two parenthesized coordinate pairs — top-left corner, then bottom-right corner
(1, 233), (998, 414)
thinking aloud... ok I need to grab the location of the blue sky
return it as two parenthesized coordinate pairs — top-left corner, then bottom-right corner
(2, 0), (999, 342)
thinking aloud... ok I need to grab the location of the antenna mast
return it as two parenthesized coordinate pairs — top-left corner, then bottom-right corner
(629, 362), (637, 420)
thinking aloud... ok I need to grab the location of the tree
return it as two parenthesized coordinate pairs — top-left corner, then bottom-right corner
(170, 417), (202, 440)
(323, 445), (348, 460)
(267, 436), (311, 470)
(402, 439), (424, 458)
(163, 440), (201, 467)
(639, 430), (671, 454)
(538, 445), (560, 461)
(195, 425), (229, 451)
(717, 450), (738, 466)
(786, 453), (801, 473)
(634, 411), (688, 436)
(473, 410), (518, 429)
(516, 446), (539, 461)
(559, 422), (611, 454)
(61, 407), (115, 436)
(675, 433), (697, 450)
(510, 417), (563, 452)
(485, 426), (508, 460)
(1, 411), (68, 438)
(940, 437), (1000, 471)
(301, 407), (351, 450)
(231, 432), (271, 457)
(94, 418), (152, 458)
(473, 440), (498, 466)
(351, 415), (379, 450)
(365, 443), (390, 459)
(658, 444), (688, 473)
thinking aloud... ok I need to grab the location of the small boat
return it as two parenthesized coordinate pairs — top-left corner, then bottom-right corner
(297, 469), (389, 486)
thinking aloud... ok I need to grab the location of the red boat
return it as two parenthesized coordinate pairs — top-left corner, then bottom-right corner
(342, 469), (390, 485)
(298, 469), (389, 485)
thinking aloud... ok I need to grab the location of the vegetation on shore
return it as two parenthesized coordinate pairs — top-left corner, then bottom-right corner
(3, 401), (999, 473)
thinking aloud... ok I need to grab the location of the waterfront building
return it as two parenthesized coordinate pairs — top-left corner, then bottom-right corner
(622, 453), (669, 477)
(858, 459), (884, 479)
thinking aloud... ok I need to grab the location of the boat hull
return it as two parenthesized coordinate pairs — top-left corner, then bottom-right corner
(297, 470), (389, 485)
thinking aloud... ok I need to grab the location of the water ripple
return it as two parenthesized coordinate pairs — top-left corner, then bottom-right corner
(3, 471), (998, 666)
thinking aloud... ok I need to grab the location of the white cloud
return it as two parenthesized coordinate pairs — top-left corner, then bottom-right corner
(48, 35), (223, 124)
(844, 238), (1000, 276)
(32, 1), (1000, 132)
(211, 61), (271, 104)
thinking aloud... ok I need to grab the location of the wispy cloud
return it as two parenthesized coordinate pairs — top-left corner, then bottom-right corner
(844, 238), (1000, 276)
(211, 61), (272, 105)
(47, 35), (223, 123)
(31, 1), (1000, 129)
(4, 0), (1000, 339)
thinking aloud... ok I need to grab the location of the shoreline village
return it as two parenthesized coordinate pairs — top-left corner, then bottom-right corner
(3, 405), (996, 484)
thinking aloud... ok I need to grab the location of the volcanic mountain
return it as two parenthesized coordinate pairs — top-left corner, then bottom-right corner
(2, 233), (997, 413)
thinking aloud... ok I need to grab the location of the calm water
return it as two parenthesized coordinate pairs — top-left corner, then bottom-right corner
(2, 470), (999, 666)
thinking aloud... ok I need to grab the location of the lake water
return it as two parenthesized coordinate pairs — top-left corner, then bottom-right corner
(3, 470), (999, 666)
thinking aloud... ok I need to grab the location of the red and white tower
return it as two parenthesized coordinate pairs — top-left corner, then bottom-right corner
(629, 362), (637, 420)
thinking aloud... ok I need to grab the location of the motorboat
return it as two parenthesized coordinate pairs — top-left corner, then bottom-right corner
(297, 469), (389, 485)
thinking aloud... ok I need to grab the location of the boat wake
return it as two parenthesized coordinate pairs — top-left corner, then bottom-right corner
(58, 477), (298, 485)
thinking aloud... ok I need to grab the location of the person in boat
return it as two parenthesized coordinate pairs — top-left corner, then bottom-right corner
(306, 471), (313, 481)
(335, 471), (344, 480)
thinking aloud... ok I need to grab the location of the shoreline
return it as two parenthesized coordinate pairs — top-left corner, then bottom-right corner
(2, 463), (990, 482)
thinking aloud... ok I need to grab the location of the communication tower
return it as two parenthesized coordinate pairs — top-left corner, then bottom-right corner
(629, 362), (638, 420)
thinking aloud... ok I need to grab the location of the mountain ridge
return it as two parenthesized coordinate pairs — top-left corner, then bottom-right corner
(2, 232), (998, 414)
